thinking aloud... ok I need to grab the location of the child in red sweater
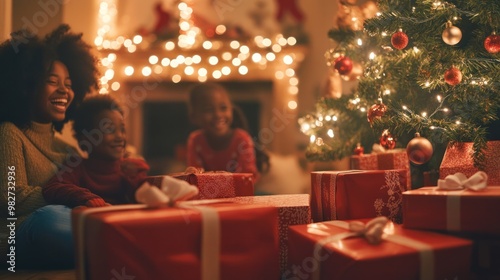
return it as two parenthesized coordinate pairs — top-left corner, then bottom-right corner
(186, 83), (268, 181)
(43, 94), (149, 207)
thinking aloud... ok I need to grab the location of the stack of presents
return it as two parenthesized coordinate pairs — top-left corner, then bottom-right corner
(73, 142), (500, 279)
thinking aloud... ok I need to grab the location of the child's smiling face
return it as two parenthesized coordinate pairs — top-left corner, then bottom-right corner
(196, 90), (233, 137)
(91, 109), (126, 161)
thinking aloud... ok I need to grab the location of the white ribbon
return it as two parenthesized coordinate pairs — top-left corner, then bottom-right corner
(437, 171), (488, 191)
(313, 217), (434, 280)
(436, 171), (488, 231)
(135, 175), (199, 206)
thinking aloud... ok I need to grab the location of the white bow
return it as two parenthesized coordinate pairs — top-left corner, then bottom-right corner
(437, 171), (488, 191)
(348, 216), (389, 245)
(135, 176), (199, 207)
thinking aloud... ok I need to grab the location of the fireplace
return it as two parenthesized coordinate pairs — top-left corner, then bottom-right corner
(120, 80), (273, 175)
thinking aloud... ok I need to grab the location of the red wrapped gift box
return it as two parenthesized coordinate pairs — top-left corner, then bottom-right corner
(351, 149), (411, 188)
(311, 170), (409, 223)
(440, 141), (500, 185)
(350, 154), (378, 170)
(403, 186), (500, 235)
(146, 172), (254, 199)
(286, 219), (472, 280)
(207, 194), (311, 275)
(73, 202), (279, 280)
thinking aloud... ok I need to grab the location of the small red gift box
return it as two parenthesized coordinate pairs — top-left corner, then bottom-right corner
(440, 141), (500, 185)
(351, 149), (411, 188)
(146, 172), (254, 199)
(207, 194), (311, 275)
(350, 154), (378, 170)
(310, 170), (409, 223)
(403, 186), (500, 235)
(73, 202), (279, 280)
(286, 219), (472, 280)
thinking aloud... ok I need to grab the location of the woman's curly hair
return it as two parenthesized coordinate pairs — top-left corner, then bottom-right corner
(0, 24), (100, 131)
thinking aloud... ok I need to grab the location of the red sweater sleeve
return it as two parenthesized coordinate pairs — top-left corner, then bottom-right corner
(42, 161), (103, 207)
(120, 158), (150, 190)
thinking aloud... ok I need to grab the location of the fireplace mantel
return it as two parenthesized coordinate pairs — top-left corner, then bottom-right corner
(100, 43), (307, 157)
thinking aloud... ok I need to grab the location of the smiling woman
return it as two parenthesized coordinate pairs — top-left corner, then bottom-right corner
(0, 24), (99, 269)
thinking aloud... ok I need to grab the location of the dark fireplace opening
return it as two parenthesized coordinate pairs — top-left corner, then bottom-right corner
(142, 100), (262, 175)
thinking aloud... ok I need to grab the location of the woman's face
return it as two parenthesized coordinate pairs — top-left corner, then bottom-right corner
(32, 60), (74, 123)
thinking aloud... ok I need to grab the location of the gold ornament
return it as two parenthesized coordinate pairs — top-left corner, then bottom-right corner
(442, 21), (462, 45)
(406, 133), (433, 165)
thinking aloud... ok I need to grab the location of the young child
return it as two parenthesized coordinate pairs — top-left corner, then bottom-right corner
(186, 82), (266, 181)
(43, 94), (149, 207)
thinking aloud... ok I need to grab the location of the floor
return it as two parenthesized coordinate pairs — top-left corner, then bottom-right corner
(0, 269), (76, 280)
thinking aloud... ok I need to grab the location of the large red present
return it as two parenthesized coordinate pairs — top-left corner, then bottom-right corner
(73, 202), (279, 280)
(206, 194), (311, 275)
(311, 170), (409, 223)
(440, 141), (500, 185)
(403, 186), (500, 235)
(146, 172), (254, 199)
(286, 218), (473, 280)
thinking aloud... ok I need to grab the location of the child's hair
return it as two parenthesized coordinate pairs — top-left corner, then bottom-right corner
(187, 82), (270, 174)
(231, 104), (270, 174)
(72, 94), (123, 143)
(0, 24), (99, 131)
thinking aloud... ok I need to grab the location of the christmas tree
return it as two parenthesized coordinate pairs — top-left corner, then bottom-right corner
(299, 0), (500, 181)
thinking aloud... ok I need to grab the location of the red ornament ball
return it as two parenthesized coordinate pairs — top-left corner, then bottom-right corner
(367, 102), (387, 124)
(444, 67), (462, 86)
(391, 31), (409, 50)
(484, 34), (500, 54)
(334, 56), (353, 75)
(406, 133), (433, 165)
(354, 143), (364, 155)
(379, 129), (396, 150)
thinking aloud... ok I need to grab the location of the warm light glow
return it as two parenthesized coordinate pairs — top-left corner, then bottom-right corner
(111, 82), (120, 91)
(149, 55), (159, 64)
(172, 74), (181, 83)
(208, 56), (219, 65)
(266, 52), (276, 61)
(142, 66), (152, 76)
(272, 44), (282, 52)
(232, 58), (242, 66)
(222, 52), (232, 61)
(104, 69), (114, 80)
(288, 100), (298, 110)
(251, 53), (262, 63)
(153, 65), (163, 74)
(238, 66), (249, 75)
(161, 58), (171, 66)
(240, 45), (250, 54)
(283, 55), (293, 65)
(289, 77), (299, 86)
(327, 129), (334, 138)
(275, 71), (284, 79)
(212, 70), (222, 79)
(310, 135), (316, 143)
(165, 41), (175, 50)
(357, 38), (363, 46)
(202, 41), (213, 50)
(369, 52), (376, 60)
(132, 35), (142, 44)
(287, 37), (297, 46)
(184, 66), (194, 75)
(215, 25), (226, 35)
(198, 68), (208, 76)
(262, 38), (272, 47)
(288, 86), (299, 95)
(285, 69), (295, 77)
(124, 66), (134, 76)
(221, 66), (231, 75)
(230, 40), (240, 49)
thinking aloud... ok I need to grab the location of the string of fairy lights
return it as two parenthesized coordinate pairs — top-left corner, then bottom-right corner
(299, 0), (497, 150)
(94, 0), (303, 111)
